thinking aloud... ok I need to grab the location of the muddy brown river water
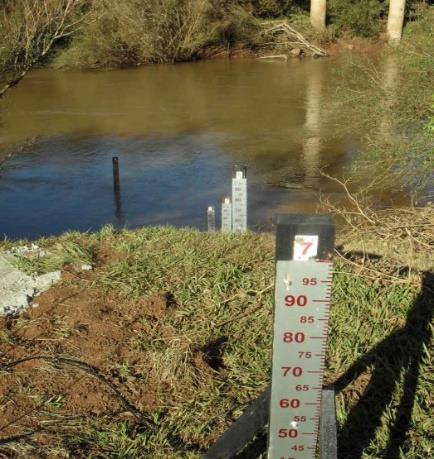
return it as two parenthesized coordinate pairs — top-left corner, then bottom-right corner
(0, 58), (368, 238)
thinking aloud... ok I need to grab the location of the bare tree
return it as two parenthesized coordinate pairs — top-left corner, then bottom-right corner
(0, 0), (90, 97)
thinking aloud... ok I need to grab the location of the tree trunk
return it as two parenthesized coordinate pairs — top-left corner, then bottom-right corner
(387, 0), (406, 45)
(310, 0), (326, 31)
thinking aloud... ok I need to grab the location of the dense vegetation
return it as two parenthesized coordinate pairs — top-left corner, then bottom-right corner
(0, 0), (431, 82)
(329, 5), (433, 194)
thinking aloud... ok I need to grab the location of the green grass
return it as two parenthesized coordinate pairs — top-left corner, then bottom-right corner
(10, 239), (94, 275)
(0, 225), (431, 458)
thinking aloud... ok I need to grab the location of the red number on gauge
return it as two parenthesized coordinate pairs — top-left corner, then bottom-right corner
(281, 366), (303, 377)
(285, 295), (307, 307)
(279, 398), (300, 409)
(300, 316), (314, 324)
(296, 385), (310, 391)
(298, 351), (312, 359)
(302, 278), (317, 285)
(278, 428), (298, 438)
(283, 332), (305, 343)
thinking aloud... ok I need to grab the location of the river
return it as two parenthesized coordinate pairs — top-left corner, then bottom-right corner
(0, 58), (364, 239)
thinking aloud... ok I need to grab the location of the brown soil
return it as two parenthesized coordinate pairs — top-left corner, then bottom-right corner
(0, 267), (181, 451)
(323, 36), (384, 56)
(199, 35), (384, 61)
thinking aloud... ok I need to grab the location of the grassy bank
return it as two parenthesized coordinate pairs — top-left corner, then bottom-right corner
(0, 205), (432, 458)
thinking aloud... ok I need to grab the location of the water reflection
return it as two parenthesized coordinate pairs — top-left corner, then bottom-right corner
(0, 59), (365, 238)
(113, 188), (124, 228)
(381, 53), (399, 139)
(302, 61), (323, 187)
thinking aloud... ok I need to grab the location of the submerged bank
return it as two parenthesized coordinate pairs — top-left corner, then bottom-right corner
(0, 203), (432, 457)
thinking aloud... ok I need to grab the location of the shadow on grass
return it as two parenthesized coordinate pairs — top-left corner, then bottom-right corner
(206, 264), (432, 459)
(234, 431), (267, 458)
(334, 271), (433, 459)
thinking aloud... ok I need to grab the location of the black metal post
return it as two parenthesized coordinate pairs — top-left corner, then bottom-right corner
(320, 387), (338, 459)
(112, 156), (124, 228)
(112, 156), (120, 193)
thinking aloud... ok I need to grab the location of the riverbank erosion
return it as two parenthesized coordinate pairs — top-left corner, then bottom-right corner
(0, 204), (432, 457)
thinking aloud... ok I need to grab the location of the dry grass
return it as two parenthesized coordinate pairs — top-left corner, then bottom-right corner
(321, 174), (434, 277)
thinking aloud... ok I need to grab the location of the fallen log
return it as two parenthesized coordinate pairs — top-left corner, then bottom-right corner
(259, 21), (328, 57)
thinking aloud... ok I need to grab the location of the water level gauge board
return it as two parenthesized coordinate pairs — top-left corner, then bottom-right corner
(232, 166), (247, 232)
(268, 215), (335, 459)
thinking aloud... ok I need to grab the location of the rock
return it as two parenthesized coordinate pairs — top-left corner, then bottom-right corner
(81, 264), (93, 271)
(290, 48), (303, 57)
(0, 254), (61, 316)
(6, 243), (48, 258)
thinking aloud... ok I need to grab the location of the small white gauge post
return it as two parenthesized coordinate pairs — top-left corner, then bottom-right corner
(207, 206), (216, 232)
(221, 197), (232, 233)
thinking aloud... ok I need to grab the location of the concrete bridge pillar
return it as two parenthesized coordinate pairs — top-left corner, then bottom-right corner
(310, 0), (326, 31)
(387, 0), (406, 45)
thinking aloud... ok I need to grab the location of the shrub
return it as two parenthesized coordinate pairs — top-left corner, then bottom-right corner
(55, 0), (220, 67)
(251, 0), (294, 17)
(207, 1), (261, 46)
(328, 0), (387, 37)
(329, 5), (434, 190)
(55, 0), (262, 67)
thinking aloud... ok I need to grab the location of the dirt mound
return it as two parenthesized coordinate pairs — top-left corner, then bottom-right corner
(0, 275), (176, 448)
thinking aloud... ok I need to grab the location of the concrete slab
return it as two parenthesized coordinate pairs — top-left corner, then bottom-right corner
(0, 253), (61, 316)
